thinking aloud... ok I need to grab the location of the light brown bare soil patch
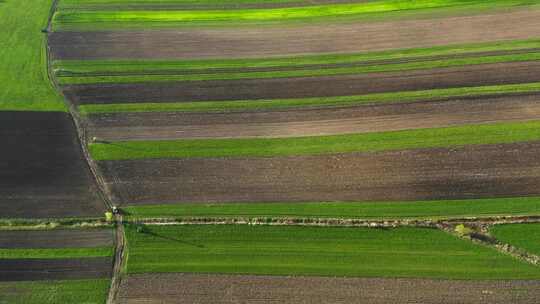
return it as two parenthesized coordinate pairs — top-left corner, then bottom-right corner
(49, 9), (540, 60)
(87, 94), (540, 140)
(63, 61), (540, 104)
(99, 142), (540, 205)
(118, 273), (540, 304)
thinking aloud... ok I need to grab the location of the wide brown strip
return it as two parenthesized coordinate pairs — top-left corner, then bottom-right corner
(118, 273), (540, 304)
(86, 94), (540, 140)
(63, 61), (540, 104)
(99, 142), (540, 205)
(49, 9), (540, 60)
(0, 229), (113, 249)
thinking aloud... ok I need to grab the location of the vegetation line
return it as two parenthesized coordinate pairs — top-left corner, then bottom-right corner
(89, 120), (540, 160)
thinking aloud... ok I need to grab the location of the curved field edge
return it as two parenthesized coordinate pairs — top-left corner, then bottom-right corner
(89, 120), (540, 160)
(54, 52), (540, 85)
(122, 197), (540, 220)
(491, 223), (540, 256)
(124, 225), (540, 279)
(78, 83), (540, 114)
(52, 0), (540, 31)
(0, 0), (65, 111)
(0, 279), (110, 304)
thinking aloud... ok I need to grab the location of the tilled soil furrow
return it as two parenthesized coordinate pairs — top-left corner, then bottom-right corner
(98, 142), (540, 205)
(63, 61), (540, 104)
(0, 229), (114, 249)
(86, 94), (540, 140)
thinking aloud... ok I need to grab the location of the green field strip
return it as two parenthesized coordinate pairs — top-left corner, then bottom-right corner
(89, 120), (540, 160)
(52, 0), (539, 31)
(125, 225), (540, 279)
(0, 0), (65, 111)
(78, 82), (540, 114)
(0, 279), (110, 304)
(123, 197), (540, 220)
(491, 223), (540, 256)
(55, 51), (540, 85)
(0, 247), (113, 259)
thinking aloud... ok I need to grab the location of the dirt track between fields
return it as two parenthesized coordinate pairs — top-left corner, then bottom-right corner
(63, 61), (540, 104)
(0, 229), (113, 249)
(87, 94), (540, 140)
(0, 112), (105, 218)
(99, 142), (540, 205)
(118, 273), (540, 304)
(49, 9), (540, 60)
(0, 257), (112, 281)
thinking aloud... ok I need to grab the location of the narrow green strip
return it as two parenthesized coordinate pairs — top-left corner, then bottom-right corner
(124, 197), (540, 220)
(79, 82), (540, 114)
(57, 52), (540, 85)
(89, 120), (540, 160)
(0, 247), (113, 259)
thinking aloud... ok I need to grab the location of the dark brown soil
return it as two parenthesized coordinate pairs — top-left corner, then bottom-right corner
(0, 229), (113, 249)
(99, 142), (540, 205)
(0, 257), (112, 281)
(49, 9), (540, 60)
(63, 61), (540, 104)
(118, 273), (540, 304)
(86, 93), (540, 140)
(0, 112), (104, 219)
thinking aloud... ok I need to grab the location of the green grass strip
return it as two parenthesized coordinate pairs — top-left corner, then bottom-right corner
(53, 0), (539, 30)
(90, 120), (540, 160)
(125, 225), (540, 279)
(0, 0), (66, 111)
(0, 279), (110, 304)
(491, 223), (540, 256)
(124, 197), (540, 220)
(56, 51), (540, 85)
(0, 247), (113, 259)
(78, 82), (540, 114)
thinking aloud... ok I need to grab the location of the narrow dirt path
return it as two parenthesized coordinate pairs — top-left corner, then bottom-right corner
(45, 2), (126, 303)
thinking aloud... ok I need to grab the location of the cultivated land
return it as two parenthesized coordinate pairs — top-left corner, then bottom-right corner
(125, 225), (540, 279)
(20, 0), (540, 301)
(118, 274), (540, 304)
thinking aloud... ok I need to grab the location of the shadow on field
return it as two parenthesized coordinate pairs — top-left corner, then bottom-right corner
(145, 230), (205, 249)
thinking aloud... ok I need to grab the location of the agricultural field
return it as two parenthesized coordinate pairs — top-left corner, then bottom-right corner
(4, 0), (540, 302)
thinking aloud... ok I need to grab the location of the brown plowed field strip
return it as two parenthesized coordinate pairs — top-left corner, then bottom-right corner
(118, 273), (540, 304)
(87, 94), (540, 140)
(0, 112), (104, 218)
(49, 9), (540, 60)
(0, 257), (112, 282)
(0, 229), (113, 249)
(99, 142), (540, 205)
(63, 61), (540, 104)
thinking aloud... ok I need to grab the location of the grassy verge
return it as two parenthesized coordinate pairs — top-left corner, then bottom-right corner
(123, 197), (540, 220)
(0, 279), (110, 304)
(58, 0), (315, 10)
(53, 0), (539, 30)
(491, 223), (540, 256)
(89, 120), (540, 160)
(0, 0), (65, 111)
(125, 225), (540, 279)
(0, 247), (113, 259)
(78, 83), (540, 114)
